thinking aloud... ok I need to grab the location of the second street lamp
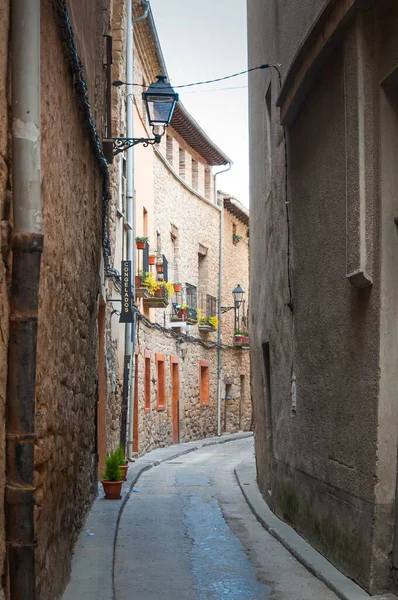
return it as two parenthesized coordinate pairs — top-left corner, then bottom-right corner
(232, 284), (245, 333)
(109, 74), (179, 156)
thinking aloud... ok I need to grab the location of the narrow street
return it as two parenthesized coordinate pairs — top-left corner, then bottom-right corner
(115, 438), (339, 600)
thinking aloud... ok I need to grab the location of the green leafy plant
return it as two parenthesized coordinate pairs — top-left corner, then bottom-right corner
(135, 236), (149, 243)
(199, 315), (218, 328)
(234, 329), (244, 336)
(114, 445), (126, 466)
(101, 450), (123, 481)
(180, 304), (189, 310)
(232, 233), (242, 244)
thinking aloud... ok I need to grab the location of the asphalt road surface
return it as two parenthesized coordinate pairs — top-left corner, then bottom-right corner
(115, 438), (338, 599)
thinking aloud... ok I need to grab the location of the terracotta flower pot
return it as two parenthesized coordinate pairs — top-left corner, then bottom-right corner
(101, 480), (123, 500)
(119, 464), (129, 482)
(136, 241), (145, 250)
(135, 275), (142, 287)
(154, 287), (166, 298)
(177, 309), (187, 320)
(156, 264), (163, 273)
(174, 283), (181, 293)
(149, 255), (156, 265)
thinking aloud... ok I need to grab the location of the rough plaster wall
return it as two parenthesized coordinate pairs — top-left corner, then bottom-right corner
(0, 1), (8, 596)
(249, 0), (382, 591)
(34, 2), (108, 598)
(372, 1), (398, 592)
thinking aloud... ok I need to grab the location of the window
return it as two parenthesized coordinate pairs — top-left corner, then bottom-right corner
(186, 283), (197, 309)
(199, 360), (210, 406)
(179, 147), (185, 179)
(205, 168), (211, 200)
(192, 158), (198, 190)
(206, 294), (217, 317)
(144, 350), (151, 412)
(118, 156), (127, 215)
(156, 354), (166, 410)
(166, 135), (173, 164)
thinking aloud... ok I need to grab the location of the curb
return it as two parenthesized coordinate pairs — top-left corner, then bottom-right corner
(234, 460), (397, 600)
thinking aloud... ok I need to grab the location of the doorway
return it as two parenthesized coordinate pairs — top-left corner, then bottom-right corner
(97, 302), (106, 476)
(171, 356), (180, 443)
(132, 351), (139, 453)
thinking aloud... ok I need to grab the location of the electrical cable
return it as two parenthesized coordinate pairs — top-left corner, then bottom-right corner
(113, 63), (279, 89)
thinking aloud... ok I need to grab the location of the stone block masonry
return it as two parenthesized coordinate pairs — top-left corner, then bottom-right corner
(32, 2), (110, 599)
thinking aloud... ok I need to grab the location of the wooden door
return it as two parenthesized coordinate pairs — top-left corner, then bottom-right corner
(132, 352), (139, 453)
(171, 357), (180, 444)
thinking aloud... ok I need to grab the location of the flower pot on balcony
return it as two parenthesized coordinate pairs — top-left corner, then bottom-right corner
(177, 308), (187, 320)
(135, 275), (142, 287)
(136, 241), (145, 250)
(173, 283), (181, 293)
(149, 255), (156, 265)
(156, 264), (163, 274)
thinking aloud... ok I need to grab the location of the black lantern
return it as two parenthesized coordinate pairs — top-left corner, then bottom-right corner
(233, 284), (245, 333)
(232, 284), (245, 307)
(143, 75), (179, 129)
(109, 75), (179, 157)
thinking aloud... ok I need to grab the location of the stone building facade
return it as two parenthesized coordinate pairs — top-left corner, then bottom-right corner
(101, 1), (252, 459)
(0, 1), (112, 598)
(248, 0), (398, 595)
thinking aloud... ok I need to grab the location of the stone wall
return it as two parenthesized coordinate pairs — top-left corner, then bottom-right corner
(33, 2), (109, 598)
(0, 1), (9, 597)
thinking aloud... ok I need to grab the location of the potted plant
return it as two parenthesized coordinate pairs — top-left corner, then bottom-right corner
(241, 330), (249, 344)
(149, 254), (156, 265)
(173, 282), (181, 293)
(232, 233), (242, 246)
(115, 445), (129, 481)
(101, 450), (123, 500)
(234, 328), (244, 343)
(198, 314), (218, 331)
(135, 236), (149, 250)
(154, 281), (174, 299)
(156, 263), (163, 274)
(177, 304), (188, 320)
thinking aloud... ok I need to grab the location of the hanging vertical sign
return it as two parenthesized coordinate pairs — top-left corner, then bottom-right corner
(119, 260), (134, 323)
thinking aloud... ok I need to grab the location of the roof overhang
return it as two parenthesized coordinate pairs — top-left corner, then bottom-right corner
(223, 196), (249, 225)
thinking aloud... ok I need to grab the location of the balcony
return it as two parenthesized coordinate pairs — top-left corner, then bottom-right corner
(143, 286), (170, 309)
(198, 314), (218, 333)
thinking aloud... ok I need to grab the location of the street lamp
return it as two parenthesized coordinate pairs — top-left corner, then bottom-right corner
(143, 75), (179, 129)
(232, 284), (245, 332)
(109, 75), (179, 156)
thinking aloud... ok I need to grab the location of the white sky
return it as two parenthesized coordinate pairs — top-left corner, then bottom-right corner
(149, 0), (249, 207)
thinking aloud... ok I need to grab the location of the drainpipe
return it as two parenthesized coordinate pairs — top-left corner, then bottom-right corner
(215, 163), (232, 436)
(6, 0), (42, 598)
(124, 0), (149, 460)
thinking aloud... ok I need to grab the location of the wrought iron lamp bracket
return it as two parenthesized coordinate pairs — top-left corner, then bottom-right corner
(221, 306), (235, 314)
(111, 134), (162, 156)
